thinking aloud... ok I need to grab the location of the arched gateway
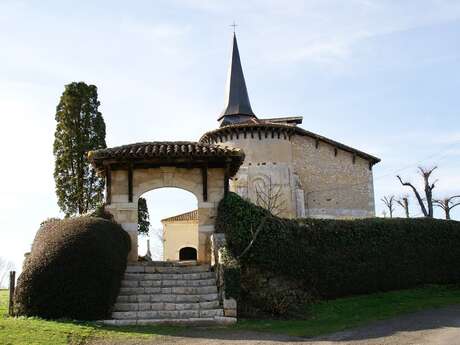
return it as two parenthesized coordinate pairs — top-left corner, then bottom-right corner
(89, 141), (244, 263)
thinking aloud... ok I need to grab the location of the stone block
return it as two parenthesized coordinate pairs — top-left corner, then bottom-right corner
(224, 308), (237, 317)
(137, 295), (150, 303)
(223, 298), (237, 310)
(200, 301), (220, 309)
(179, 310), (200, 318)
(144, 287), (161, 294)
(138, 311), (158, 319)
(203, 309), (224, 317)
(112, 311), (137, 320)
(138, 303), (151, 311)
(114, 303), (138, 311)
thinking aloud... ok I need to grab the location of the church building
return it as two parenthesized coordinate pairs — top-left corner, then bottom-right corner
(161, 33), (380, 261)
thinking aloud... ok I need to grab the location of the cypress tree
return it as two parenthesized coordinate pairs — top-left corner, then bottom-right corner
(54, 82), (106, 216)
(138, 197), (151, 235)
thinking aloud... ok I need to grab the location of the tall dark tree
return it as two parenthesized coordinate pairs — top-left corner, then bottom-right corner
(138, 197), (151, 235)
(397, 166), (438, 218)
(54, 82), (106, 216)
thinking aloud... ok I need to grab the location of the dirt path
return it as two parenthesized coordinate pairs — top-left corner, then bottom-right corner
(90, 305), (460, 345)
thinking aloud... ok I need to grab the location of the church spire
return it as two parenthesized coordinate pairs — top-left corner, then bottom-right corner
(218, 33), (257, 126)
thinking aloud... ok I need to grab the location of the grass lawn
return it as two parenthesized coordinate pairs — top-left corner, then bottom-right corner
(0, 289), (179, 345)
(1, 285), (460, 344)
(236, 284), (460, 337)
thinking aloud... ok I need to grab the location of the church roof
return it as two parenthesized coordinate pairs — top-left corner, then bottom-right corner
(218, 33), (257, 126)
(200, 122), (381, 165)
(89, 141), (245, 176)
(161, 210), (198, 223)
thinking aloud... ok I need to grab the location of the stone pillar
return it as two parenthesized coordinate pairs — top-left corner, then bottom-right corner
(210, 233), (238, 319)
(106, 203), (138, 262)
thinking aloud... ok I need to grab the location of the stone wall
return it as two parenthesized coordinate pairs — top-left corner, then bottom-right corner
(218, 132), (375, 219)
(292, 135), (375, 218)
(106, 166), (226, 262)
(223, 136), (297, 218)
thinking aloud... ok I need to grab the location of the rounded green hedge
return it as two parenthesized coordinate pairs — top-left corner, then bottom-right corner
(14, 216), (130, 320)
(216, 192), (460, 299)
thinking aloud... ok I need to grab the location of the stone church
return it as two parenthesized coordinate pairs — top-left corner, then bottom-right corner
(161, 33), (380, 261)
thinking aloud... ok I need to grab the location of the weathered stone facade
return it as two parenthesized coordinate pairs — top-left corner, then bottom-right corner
(292, 135), (375, 218)
(207, 129), (376, 219)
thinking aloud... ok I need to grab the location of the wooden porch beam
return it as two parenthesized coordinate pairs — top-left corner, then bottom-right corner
(105, 165), (112, 204)
(201, 165), (208, 202)
(224, 163), (230, 196)
(128, 163), (133, 203)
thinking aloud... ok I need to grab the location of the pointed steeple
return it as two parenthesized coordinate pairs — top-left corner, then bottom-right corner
(218, 33), (257, 126)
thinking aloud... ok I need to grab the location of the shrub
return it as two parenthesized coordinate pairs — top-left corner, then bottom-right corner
(216, 192), (460, 301)
(14, 216), (130, 320)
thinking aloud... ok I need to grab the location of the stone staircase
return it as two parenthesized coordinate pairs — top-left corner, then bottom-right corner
(101, 261), (236, 326)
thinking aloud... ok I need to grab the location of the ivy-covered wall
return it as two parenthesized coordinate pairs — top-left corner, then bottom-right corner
(216, 193), (460, 315)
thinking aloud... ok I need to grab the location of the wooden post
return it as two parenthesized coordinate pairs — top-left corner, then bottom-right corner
(106, 165), (112, 204)
(201, 165), (208, 202)
(8, 271), (15, 316)
(128, 163), (133, 203)
(224, 163), (230, 196)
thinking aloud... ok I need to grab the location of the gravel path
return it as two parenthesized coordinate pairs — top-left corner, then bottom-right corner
(91, 305), (460, 345)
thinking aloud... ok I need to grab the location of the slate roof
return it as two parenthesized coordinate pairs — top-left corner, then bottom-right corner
(218, 33), (257, 126)
(161, 210), (198, 223)
(89, 141), (245, 176)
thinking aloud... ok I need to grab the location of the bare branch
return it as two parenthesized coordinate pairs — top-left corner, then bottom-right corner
(397, 175), (428, 217)
(381, 195), (396, 218)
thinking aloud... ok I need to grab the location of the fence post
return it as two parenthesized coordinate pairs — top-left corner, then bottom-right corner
(8, 271), (16, 317)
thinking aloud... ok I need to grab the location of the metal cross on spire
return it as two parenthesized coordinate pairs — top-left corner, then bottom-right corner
(230, 21), (238, 33)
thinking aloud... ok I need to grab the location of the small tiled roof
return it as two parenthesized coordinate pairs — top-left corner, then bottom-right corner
(200, 122), (380, 165)
(89, 141), (244, 176)
(161, 210), (198, 223)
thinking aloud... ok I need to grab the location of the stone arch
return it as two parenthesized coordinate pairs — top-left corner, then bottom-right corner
(141, 187), (198, 261)
(89, 141), (245, 263)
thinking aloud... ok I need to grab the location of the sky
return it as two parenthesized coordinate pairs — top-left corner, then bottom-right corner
(0, 0), (459, 280)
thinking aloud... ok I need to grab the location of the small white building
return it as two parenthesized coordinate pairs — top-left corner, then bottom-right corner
(161, 210), (199, 261)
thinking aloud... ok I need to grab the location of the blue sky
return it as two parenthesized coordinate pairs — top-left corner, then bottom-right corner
(1, 0), (459, 276)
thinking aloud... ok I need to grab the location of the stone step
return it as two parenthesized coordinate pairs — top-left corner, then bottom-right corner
(113, 300), (220, 312)
(100, 316), (236, 326)
(124, 272), (215, 281)
(116, 293), (219, 303)
(121, 278), (216, 288)
(119, 285), (217, 296)
(112, 309), (224, 320)
(125, 265), (210, 274)
(135, 261), (198, 267)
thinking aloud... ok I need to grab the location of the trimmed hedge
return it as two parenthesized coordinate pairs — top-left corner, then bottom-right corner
(216, 193), (460, 299)
(14, 216), (130, 320)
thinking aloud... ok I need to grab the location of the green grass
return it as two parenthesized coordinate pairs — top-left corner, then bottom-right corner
(235, 284), (460, 337)
(1, 285), (460, 344)
(0, 289), (179, 345)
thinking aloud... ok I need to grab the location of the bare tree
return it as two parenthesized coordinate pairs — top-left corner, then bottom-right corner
(239, 177), (287, 259)
(396, 195), (410, 218)
(254, 176), (287, 216)
(433, 195), (460, 220)
(382, 210), (387, 218)
(397, 166), (438, 218)
(381, 195), (396, 218)
(0, 257), (15, 288)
